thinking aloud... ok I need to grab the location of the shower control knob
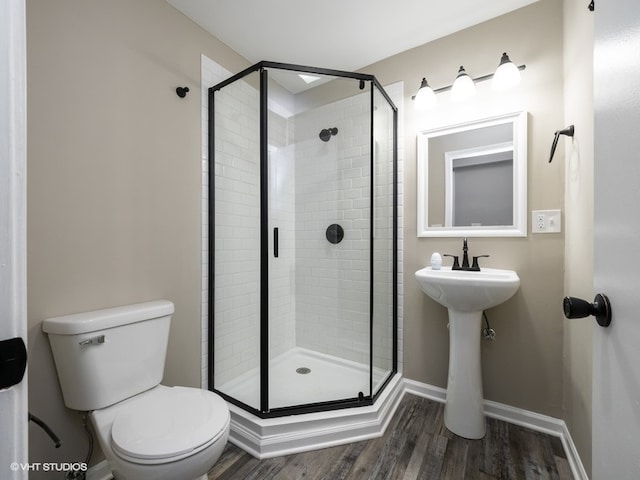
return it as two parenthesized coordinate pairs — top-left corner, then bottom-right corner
(326, 224), (344, 244)
(563, 293), (611, 327)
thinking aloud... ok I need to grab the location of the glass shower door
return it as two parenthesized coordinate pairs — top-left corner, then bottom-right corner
(211, 70), (262, 411)
(266, 69), (372, 410)
(372, 83), (397, 396)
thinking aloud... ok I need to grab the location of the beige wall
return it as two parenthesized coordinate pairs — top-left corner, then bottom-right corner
(26, 0), (248, 473)
(563, 0), (594, 475)
(364, 0), (567, 417)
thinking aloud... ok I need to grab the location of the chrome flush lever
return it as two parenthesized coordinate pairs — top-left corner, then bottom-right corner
(79, 335), (105, 346)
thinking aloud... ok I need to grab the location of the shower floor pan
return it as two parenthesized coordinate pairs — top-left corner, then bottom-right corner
(218, 347), (389, 408)
(218, 347), (403, 458)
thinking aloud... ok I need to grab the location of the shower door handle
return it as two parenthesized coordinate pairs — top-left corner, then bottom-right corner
(273, 227), (279, 258)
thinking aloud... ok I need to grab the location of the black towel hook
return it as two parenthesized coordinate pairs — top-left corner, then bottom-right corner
(176, 86), (190, 98)
(548, 125), (575, 163)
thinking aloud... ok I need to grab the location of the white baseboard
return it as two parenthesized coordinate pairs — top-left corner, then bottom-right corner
(560, 421), (589, 480)
(403, 378), (587, 480)
(403, 377), (448, 402)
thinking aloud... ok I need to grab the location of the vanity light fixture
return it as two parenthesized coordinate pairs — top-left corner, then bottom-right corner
(492, 53), (522, 91)
(413, 77), (437, 110)
(412, 52), (526, 110)
(451, 66), (476, 102)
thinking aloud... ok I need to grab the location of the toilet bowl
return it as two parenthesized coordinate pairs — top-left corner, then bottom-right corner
(42, 300), (230, 480)
(91, 385), (229, 480)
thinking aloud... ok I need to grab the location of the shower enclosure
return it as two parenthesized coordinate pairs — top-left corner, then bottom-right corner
(208, 61), (397, 417)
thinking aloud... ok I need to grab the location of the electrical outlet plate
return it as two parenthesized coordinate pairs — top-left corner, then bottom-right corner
(531, 209), (561, 233)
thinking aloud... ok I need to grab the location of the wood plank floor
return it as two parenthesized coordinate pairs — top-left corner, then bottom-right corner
(208, 394), (573, 480)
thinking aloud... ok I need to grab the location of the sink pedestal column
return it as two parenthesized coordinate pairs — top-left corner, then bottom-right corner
(445, 309), (485, 439)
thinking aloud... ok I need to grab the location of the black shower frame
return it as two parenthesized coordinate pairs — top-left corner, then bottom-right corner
(208, 61), (398, 418)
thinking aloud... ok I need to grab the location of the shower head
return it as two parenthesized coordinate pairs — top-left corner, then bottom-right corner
(319, 127), (338, 142)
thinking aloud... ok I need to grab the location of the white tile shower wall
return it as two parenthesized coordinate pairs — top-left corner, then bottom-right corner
(268, 110), (297, 359)
(293, 91), (373, 366)
(290, 84), (401, 375)
(212, 72), (263, 388)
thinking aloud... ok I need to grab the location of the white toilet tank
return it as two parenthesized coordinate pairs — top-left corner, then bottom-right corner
(42, 300), (174, 411)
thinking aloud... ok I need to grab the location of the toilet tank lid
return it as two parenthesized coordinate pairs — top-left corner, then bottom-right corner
(42, 300), (174, 335)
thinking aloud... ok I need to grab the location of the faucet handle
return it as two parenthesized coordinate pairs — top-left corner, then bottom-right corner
(443, 254), (460, 269)
(471, 255), (490, 271)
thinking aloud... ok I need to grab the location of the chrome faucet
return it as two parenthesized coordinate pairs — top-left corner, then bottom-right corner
(444, 238), (489, 271)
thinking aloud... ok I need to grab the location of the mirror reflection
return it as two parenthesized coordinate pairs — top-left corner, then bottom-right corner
(417, 111), (527, 237)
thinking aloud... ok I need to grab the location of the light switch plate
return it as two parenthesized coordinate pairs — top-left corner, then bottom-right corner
(532, 209), (561, 233)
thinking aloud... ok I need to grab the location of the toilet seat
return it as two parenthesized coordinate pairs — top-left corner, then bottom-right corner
(110, 386), (229, 464)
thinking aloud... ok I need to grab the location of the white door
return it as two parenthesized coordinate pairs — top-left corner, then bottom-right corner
(593, 1), (640, 478)
(0, 0), (28, 478)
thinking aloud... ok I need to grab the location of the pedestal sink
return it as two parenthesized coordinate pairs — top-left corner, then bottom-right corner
(415, 266), (520, 439)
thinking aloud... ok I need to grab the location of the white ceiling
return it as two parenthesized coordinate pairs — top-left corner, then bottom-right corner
(166, 0), (538, 73)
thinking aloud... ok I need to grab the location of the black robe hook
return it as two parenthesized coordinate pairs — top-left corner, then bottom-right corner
(548, 125), (575, 163)
(176, 86), (190, 98)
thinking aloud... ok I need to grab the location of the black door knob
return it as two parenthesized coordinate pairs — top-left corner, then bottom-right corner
(563, 293), (611, 327)
(0, 337), (27, 389)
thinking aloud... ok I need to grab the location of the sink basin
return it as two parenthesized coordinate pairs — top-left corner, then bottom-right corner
(415, 265), (520, 439)
(415, 266), (520, 312)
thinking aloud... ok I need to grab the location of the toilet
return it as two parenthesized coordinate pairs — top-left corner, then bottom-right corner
(42, 300), (230, 480)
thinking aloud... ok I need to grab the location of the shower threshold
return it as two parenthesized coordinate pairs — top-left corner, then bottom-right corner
(217, 348), (403, 458)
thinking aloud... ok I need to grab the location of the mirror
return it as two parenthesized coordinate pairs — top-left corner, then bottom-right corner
(417, 111), (527, 237)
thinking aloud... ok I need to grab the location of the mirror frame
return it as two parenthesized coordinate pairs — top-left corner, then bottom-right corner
(417, 111), (528, 237)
